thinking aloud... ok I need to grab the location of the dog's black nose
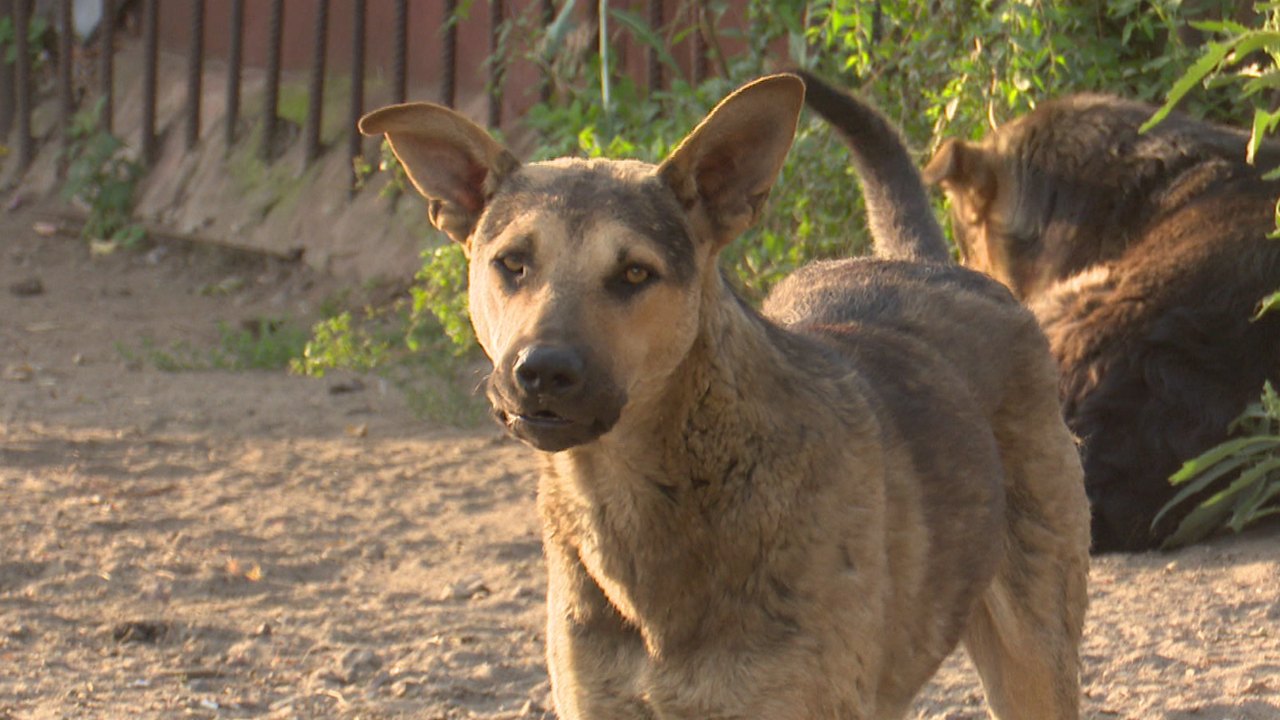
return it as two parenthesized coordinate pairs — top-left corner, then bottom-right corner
(513, 345), (584, 397)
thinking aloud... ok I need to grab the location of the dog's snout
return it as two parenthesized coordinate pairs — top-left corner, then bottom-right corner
(514, 345), (585, 397)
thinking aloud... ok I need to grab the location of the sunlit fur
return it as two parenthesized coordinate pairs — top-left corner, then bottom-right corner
(362, 74), (1090, 718)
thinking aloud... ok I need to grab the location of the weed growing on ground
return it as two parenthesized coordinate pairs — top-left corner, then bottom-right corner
(117, 319), (309, 372)
(62, 100), (146, 248)
(1150, 6), (1280, 545)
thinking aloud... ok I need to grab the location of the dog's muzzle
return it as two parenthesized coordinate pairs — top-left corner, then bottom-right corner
(488, 343), (624, 452)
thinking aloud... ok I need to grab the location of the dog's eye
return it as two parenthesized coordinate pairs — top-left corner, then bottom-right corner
(622, 265), (652, 285)
(495, 253), (527, 279)
(607, 263), (658, 299)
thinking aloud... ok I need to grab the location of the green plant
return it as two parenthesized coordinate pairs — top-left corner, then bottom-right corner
(1148, 4), (1280, 546)
(0, 14), (49, 68)
(293, 312), (391, 377)
(62, 100), (146, 247)
(120, 320), (309, 372)
(313, 0), (1255, 425)
(1155, 384), (1280, 548)
(215, 321), (311, 370)
(294, 300), (491, 426)
(1142, 4), (1280, 164)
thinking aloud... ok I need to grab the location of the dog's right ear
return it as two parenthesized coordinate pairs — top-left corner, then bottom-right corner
(923, 139), (997, 219)
(359, 104), (519, 249)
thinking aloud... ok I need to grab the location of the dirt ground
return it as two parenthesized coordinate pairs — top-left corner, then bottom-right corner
(2, 207), (1279, 719)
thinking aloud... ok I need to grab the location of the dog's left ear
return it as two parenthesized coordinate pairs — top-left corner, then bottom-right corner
(922, 139), (998, 220)
(658, 74), (804, 250)
(359, 103), (519, 249)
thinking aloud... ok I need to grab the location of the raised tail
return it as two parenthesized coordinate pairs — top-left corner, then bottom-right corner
(793, 70), (951, 263)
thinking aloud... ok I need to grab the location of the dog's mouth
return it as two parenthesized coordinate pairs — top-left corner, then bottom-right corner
(495, 406), (609, 452)
(485, 346), (626, 453)
(511, 409), (571, 427)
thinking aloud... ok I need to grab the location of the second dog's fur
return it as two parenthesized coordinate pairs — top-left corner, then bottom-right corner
(361, 74), (1089, 718)
(924, 94), (1280, 551)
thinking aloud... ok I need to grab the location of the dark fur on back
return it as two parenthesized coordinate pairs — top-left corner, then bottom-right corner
(927, 94), (1280, 551)
(793, 71), (951, 263)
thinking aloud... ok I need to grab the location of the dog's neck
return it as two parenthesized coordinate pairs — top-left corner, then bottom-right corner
(539, 272), (866, 647)
(563, 271), (824, 495)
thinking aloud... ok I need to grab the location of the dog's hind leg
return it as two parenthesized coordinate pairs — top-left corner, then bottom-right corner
(964, 360), (1091, 720)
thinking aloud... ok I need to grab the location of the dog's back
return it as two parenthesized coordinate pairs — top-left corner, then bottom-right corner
(767, 74), (1090, 717)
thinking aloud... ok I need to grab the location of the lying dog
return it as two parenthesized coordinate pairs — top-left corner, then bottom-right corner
(922, 94), (1280, 552)
(361, 73), (1089, 718)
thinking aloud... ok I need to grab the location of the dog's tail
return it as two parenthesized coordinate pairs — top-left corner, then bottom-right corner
(793, 70), (950, 263)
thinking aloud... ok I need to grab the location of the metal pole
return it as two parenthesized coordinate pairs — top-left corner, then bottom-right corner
(647, 0), (662, 94)
(348, 0), (366, 195)
(690, 0), (706, 85)
(488, 0), (503, 128)
(100, 0), (114, 132)
(304, 0), (329, 163)
(597, 0), (608, 115)
(392, 0), (407, 104)
(225, 0), (243, 148)
(440, 0), (455, 107)
(185, 0), (204, 149)
(0, 0), (12, 142)
(141, 0), (158, 163)
(14, 0), (32, 169)
(57, 0), (74, 172)
(261, 0), (283, 160)
(539, 0), (553, 104)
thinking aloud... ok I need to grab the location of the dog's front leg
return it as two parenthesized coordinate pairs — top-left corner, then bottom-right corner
(543, 536), (655, 719)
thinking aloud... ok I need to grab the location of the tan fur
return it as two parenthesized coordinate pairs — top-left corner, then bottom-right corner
(362, 75), (1090, 719)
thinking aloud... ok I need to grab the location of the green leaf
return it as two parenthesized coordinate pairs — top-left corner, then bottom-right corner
(1227, 468), (1280, 532)
(1189, 19), (1250, 36)
(1153, 445), (1268, 528)
(1223, 31), (1280, 65)
(1255, 289), (1280, 320)
(1162, 463), (1277, 548)
(609, 8), (682, 80)
(1169, 435), (1280, 485)
(1248, 109), (1280, 164)
(1141, 40), (1235, 133)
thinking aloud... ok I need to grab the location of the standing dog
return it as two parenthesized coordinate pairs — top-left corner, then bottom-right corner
(922, 94), (1280, 551)
(361, 74), (1089, 719)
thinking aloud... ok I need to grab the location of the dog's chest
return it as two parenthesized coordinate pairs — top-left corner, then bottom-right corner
(540, 450), (748, 635)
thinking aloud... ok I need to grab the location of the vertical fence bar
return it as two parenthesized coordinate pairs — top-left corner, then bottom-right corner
(439, 0), (455, 107)
(225, 0), (243, 148)
(100, 0), (114, 132)
(185, 0), (204, 149)
(647, 0), (663, 93)
(348, 0), (365, 195)
(392, 0), (407, 104)
(690, 0), (706, 85)
(261, 0), (283, 160)
(539, 0), (553, 103)
(141, 0), (158, 163)
(488, 0), (503, 128)
(58, 0), (74, 172)
(0, 0), (12, 143)
(14, 0), (32, 170)
(305, 0), (329, 163)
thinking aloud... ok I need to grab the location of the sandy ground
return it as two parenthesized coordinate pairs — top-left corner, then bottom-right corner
(2, 208), (1279, 719)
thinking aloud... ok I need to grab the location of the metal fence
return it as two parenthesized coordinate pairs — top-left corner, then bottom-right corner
(1, 0), (715, 194)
